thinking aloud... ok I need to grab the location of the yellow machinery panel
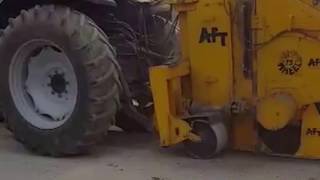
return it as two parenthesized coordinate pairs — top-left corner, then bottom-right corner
(150, 0), (320, 159)
(185, 0), (233, 106)
(255, 0), (320, 157)
(297, 104), (320, 158)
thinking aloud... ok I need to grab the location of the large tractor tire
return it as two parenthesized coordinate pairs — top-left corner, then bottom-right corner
(0, 5), (121, 156)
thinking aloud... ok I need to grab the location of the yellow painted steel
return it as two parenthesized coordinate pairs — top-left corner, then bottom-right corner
(150, 62), (197, 146)
(257, 93), (297, 131)
(297, 104), (320, 158)
(150, 0), (320, 159)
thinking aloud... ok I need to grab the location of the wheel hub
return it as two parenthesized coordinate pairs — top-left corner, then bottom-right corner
(48, 70), (69, 98)
(9, 39), (78, 129)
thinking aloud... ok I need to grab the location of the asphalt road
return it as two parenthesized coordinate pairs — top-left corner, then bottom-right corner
(0, 125), (319, 180)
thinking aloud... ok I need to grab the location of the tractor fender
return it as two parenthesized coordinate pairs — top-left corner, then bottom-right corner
(84, 0), (117, 7)
(0, 0), (116, 6)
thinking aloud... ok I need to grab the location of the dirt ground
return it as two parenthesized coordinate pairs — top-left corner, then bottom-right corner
(0, 125), (319, 180)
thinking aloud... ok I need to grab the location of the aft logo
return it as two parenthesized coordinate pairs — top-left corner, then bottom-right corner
(308, 58), (320, 67)
(306, 128), (320, 136)
(199, 27), (228, 46)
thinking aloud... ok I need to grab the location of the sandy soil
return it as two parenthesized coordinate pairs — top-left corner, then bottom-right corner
(0, 125), (319, 180)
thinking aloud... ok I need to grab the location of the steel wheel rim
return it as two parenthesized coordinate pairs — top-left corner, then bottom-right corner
(9, 39), (78, 130)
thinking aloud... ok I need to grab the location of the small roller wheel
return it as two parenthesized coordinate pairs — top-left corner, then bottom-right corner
(184, 120), (228, 159)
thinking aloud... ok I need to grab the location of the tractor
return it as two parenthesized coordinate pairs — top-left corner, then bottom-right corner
(0, 0), (179, 156)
